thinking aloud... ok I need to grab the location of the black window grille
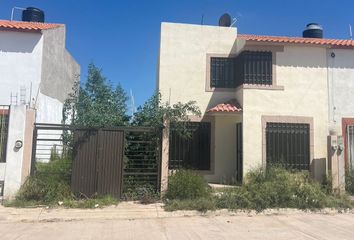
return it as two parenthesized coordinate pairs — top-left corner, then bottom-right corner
(240, 51), (272, 85)
(169, 122), (211, 170)
(0, 110), (9, 163)
(210, 57), (238, 88)
(266, 123), (310, 170)
(210, 51), (272, 88)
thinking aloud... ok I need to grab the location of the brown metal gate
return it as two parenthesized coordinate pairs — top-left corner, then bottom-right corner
(71, 129), (124, 198)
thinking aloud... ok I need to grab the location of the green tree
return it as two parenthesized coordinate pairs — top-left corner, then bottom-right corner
(63, 63), (129, 127)
(132, 93), (201, 135)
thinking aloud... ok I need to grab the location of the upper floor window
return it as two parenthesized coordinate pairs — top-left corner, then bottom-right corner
(210, 51), (273, 88)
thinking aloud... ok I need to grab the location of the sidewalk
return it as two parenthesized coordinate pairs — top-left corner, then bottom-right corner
(1, 203), (354, 239)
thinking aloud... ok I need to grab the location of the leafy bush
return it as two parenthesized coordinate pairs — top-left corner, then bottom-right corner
(345, 169), (354, 195)
(16, 159), (72, 203)
(215, 167), (352, 212)
(164, 170), (211, 200)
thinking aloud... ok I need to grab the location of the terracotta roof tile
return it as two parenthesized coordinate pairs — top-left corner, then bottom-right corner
(207, 99), (242, 113)
(0, 20), (62, 32)
(238, 34), (354, 48)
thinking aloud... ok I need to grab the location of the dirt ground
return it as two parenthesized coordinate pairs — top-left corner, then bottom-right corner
(1, 202), (354, 240)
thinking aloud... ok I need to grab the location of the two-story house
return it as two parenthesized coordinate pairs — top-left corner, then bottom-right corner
(0, 12), (80, 199)
(157, 21), (354, 186)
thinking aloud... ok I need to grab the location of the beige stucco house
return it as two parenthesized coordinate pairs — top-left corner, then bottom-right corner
(157, 22), (354, 186)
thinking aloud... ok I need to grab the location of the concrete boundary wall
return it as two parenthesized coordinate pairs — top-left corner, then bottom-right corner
(3, 106), (35, 199)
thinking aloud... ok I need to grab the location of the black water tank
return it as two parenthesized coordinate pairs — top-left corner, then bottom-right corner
(219, 13), (232, 27)
(22, 7), (45, 23)
(303, 23), (323, 38)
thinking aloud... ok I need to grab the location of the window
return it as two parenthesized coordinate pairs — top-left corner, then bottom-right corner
(0, 111), (9, 163)
(266, 122), (310, 170)
(169, 122), (211, 170)
(210, 57), (238, 88)
(210, 51), (273, 88)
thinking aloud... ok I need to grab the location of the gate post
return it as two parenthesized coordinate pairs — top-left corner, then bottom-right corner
(328, 130), (346, 195)
(160, 117), (170, 194)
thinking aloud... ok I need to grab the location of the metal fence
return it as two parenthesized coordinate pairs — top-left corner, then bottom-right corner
(348, 125), (354, 169)
(31, 124), (161, 199)
(0, 106), (10, 163)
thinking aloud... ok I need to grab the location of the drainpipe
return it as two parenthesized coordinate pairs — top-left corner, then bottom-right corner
(326, 48), (336, 132)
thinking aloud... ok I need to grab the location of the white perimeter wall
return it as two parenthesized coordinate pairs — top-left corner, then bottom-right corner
(0, 31), (43, 106)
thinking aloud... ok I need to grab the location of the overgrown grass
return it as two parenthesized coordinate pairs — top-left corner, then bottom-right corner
(164, 167), (353, 212)
(123, 181), (160, 204)
(164, 170), (211, 200)
(5, 158), (119, 208)
(15, 159), (72, 203)
(62, 195), (118, 208)
(163, 170), (214, 211)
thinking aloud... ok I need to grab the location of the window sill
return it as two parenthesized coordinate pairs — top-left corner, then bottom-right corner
(206, 84), (284, 92)
(238, 84), (284, 91)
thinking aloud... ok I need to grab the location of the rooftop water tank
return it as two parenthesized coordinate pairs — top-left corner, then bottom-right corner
(219, 13), (232, 27)
(303, 23), (323, 38)
(22, 7), (45, 23)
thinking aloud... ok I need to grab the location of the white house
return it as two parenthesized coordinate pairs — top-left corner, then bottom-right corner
(0, 19), (80, 199)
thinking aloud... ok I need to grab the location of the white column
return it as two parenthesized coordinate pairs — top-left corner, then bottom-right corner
(3, 105), (27, 199)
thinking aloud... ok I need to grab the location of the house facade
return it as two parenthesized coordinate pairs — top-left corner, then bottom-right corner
(0, 20), (80, 123)
(0, 19), (79, 199)
(157, 22), (354, 186)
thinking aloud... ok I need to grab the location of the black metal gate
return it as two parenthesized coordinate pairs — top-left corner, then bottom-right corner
(31, 124), (161, 199)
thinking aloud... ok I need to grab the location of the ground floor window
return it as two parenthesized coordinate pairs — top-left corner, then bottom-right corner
(169, 122), (211, 170)
(266, 122), (310, 170)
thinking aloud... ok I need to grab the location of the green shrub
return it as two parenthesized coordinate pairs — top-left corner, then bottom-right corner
(215, 167), (352, 212)
(164, 170), (211, 200)
(15, 159), (72, 203)
(345, 169), (354, 195)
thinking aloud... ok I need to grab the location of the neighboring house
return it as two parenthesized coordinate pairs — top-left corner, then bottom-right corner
(157, 22), (354, 185)
(0, 17), (80, 199)
(0, 19), (80, 123)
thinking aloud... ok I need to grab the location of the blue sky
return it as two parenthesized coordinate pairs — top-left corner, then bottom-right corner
(1, 0), (354, 107)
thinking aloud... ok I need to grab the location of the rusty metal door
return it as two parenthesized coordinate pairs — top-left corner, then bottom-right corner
(71, 129), (124, 198)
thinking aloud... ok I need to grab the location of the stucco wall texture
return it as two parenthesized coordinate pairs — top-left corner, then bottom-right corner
(157, 22), (353, 182)
(0, 26), (80, 124)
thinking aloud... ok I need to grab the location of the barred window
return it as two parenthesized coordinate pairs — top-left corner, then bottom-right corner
(169, 122), (211, 170)
(210, 51), (272, 88)
(266, 123), (310, 170)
